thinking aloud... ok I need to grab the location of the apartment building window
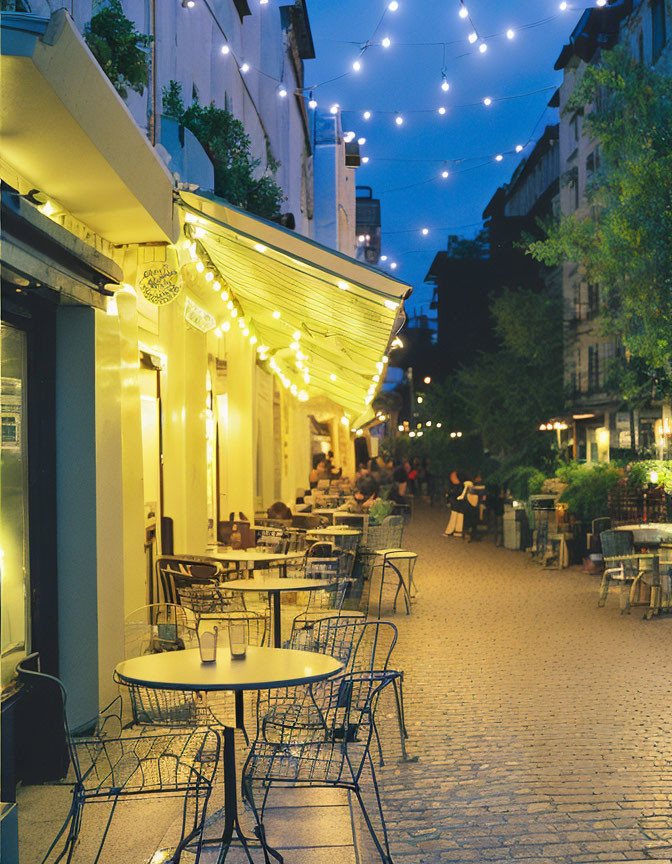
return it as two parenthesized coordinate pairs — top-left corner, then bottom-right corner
(588, 345), (600, 392)
(652, 0), (667, 63)
(587, 283), (599, 318)
(570, 115), (580, 144)
(567, 166), (579, 211)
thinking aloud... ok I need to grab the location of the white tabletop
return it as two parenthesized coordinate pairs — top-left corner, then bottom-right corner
(201, 549), (306, 564)
(306, 527), (361, 536)
(224, 576), (335, 593)
(115, 646), (343, 691)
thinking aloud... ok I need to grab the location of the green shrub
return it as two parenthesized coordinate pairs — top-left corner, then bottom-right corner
(556, 462), (621, 524)
(489, 464), (548, 500)
(84, 0), (151, 99)
(626, 460), (672, 493)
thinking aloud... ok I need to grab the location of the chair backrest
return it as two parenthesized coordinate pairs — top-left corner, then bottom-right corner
(156, 556), (218, 604)
(365, 515), (403, 551)
(592, 516), (611, 536)
(600, 529), (634, 559)
(16, 654), (75, 783)
(124, 603), (198, 659)
(256, 527), (288, 553)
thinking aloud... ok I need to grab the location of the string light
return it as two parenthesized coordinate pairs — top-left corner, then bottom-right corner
(441, 169), (450, 178)
(421, 228), (429, 235)
(506, 28), (515, 39)
(308, 97), (318, 109)
(516, 144), (524, 152)
(362, 156), (370, 163)
(438, 106), (446, 115)
(358, 136), (366, 145)
(382, 36), (391, 48)
(388, 1), (399, 10)
(495, 153), (504, 161)
(240, 62), (250, 73)
(483, 97), (492, 106)
(441, 75), (450, 92)
(559, 1), (568, 8)
(221, 44), (230, 55)
(278, 87), (288, 98)
(352, 60), (362, 72)
(395, 114), (404, 126)
(459, 5), (468, 17)
(479, 42), (488, 53)
(468, 31), (478, 43)
(330, 103), (339, 114)
(363, 110), (371, 120)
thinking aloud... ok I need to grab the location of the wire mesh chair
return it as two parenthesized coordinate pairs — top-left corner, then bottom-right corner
(156, 556), (220, 605)
(17, 653), (219, 864)
(242, 671), (398, 864)
(176, 582), (247, 614)
(289, 542), (357, 628)
(255, 527), (289, 553)
(598, 529), (656, 612)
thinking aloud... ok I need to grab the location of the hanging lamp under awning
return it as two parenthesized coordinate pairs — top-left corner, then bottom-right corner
(178, 191), (411, 417)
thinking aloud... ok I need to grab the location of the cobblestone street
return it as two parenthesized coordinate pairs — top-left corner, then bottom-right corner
(367, 505), (672, 864)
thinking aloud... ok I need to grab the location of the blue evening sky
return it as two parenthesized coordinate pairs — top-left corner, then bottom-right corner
(305, 0), (585, 314)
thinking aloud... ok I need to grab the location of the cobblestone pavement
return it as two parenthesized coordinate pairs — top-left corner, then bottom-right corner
(362, 505), (672, 864)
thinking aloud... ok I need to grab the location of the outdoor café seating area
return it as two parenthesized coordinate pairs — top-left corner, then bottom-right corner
(16, 480), (420, 864)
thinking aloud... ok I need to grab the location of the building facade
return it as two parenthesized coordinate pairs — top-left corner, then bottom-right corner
(554, 0), (672, 461)
(0, 3), (409, 809)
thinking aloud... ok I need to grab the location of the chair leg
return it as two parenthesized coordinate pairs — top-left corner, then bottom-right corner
(40, 794), (78, 864)
(598, 572), (610, 607)
(351, 752), (394, 863)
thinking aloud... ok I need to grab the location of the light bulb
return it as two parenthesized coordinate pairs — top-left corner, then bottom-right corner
(390, 262), (397, 270)
(483, 97), (492, 106)
(441, 78), (450, 92)
(559, 1), (568, 9)
(388, 1), (399, 10)
(250, 335), (257, 345)
(381, 255), (388, 261)
(352, 60), (362, 72)
(362, 156), (370, 163)
(272, 310), (281, 319)
(479, 41), (488, 53)
(441, 169), (450, 178)
(338, 280), (349, 291)
(363, 110), (371, 120)
(196, 261), (205, 273)
(495, 154), (504, 162)
(231, 308), (238, 318)
(221, 44), (230, 54)
(227, 300), (234, 309)
(213, 280), (221, 291)
(468, 31), (478, 43)
(459, 4), (468, 17)
(358, 234), (366, 243)
(254, 243), (267, 253)
(421, 228), (429, 235)
(395, 114), (403, 125)
(260, 0), (268, 4)
(205, 271), (214, 281)
(330, 103), (339, 114)
(344, 131), (355, 143)
(240, 62), (250, 73)
(330, 373), (337, 382)
(293, 330), (301, 340)
(596, 0), (606, 5)
(358, 136), (366, 145)
(506, 28), (515, 39)
(278, 87), (288, 98)
(221, 321), (231, 332)
(438, 106), (446, 115)
(382, 36), (391, 48)
(516, 144), (524, 152)
(308, 98), (317, 109)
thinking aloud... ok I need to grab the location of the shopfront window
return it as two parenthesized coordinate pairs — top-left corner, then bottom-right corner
(1, 323), (30, 688)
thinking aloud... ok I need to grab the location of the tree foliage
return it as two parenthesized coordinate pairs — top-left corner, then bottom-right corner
(528, 46), (672, 390)
(162, 81), (285, 220)
(84, 0), (151, 100)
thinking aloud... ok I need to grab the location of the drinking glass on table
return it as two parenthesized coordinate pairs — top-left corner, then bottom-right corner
(197, 620), (219, 663)
(228, 618), (248, 659)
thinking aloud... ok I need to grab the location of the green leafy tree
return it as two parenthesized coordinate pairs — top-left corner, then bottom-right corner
(84, 0), (151, 99)
(162, 81), (285, 220)
(529, 46), (672, 391)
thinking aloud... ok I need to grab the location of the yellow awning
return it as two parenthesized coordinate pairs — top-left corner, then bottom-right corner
(0, 10), (176, 244)
(178, 191), (410, 418)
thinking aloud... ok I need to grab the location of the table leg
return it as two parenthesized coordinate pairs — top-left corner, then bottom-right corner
(271, 590), (282, 648)
(214, 726), (237, 863)
(235, 690), (249, 745)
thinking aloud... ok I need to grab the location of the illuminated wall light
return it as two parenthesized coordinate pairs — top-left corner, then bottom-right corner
(417, 396), (423, 404)
(292, 330), (301, 340)
(303, 372), (310, 383)
(272, 310), (281, 319)
(220, 292), (229, 303)
(341, 416), (349, 426)
(495, 154), (504, 162)
(290, 384), (298, 396)
(221, 44), (230, 54)
(483, 97), (492, 106)
(296, 360), (304, 370)
(376, 362), (384, 372)
(383, 355), (389, 363)
(426, 421), (432, 427)
(352, 60), (362, 72)
(240, 62), (250, 73)
(441, 169), (450, 179)
(479, 42), (488, 53)
(238, 318), (246, 329)
(188, 243), (197, 258)
(356, 428), (364, 436)
(417, 431), (424, 437)
(373, 375), (380, 383)
(506, 28), (515, 38)
(457, 432), (463, 438)
(596, 0), (606, 5)
(195, 261), (205, 273)
(382, 36), (391, 48)
(308, 98), (318, 109)
(398, 425), (404, 432)
(438, 106), (446, 115)
(363, 110), (371, 120)
(468, 31), (478, 43)
(409, 431), (416, 438)
(283, 378), (290, 389)
(227, 300), (234, 310)
(243, 328), (250, 337)
(436, 422), (442, 428)
(296, 350), (305, 360)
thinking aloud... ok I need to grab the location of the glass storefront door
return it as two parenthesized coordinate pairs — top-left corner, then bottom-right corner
(1, 323), (30, 688)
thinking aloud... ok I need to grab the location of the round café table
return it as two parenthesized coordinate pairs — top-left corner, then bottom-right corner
(224, 576), (336, 647)
(200, 548), (306, 578)
(115, 646), (342, 863)
(614, 524), (672, 618)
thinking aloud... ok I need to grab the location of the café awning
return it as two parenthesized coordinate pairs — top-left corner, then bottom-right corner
(179, 191), (410, 419)
(0, 10), (176, 244)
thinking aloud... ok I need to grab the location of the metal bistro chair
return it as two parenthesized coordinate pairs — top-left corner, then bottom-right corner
(290, 542), (358, 630)
(17, 653), (219, 864)
(282, 617), (411, 765)
(598, 529), (657, 613)
(156, 555), (220, 605)
(242, 671), (398, 864)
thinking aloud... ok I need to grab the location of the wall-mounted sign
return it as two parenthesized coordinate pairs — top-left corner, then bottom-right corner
(139, 262), (181, 306)
(184, 296), (216, 333)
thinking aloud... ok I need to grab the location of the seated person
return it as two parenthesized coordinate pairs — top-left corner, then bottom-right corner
(338, 474), (380, 513)
(267, 501), (292, 521)
(309, 454), (328, 489)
